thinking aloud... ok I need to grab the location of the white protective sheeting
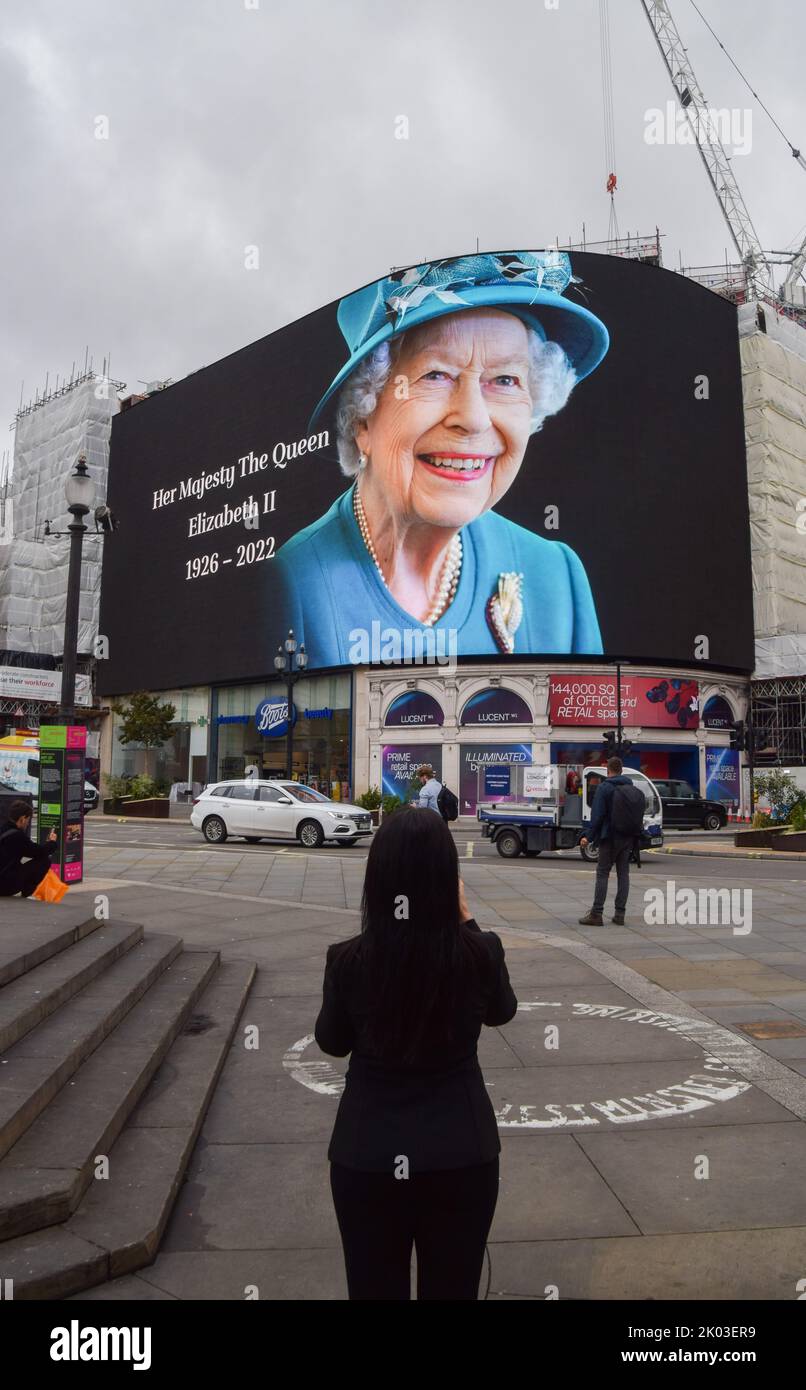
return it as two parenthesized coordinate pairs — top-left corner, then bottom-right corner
(0, 380), (115, 656)
(739, 307), (806, 678)
(753, 633), (806, 678)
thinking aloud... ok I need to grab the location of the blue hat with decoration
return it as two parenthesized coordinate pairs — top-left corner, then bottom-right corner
(310, 250), (609, 425)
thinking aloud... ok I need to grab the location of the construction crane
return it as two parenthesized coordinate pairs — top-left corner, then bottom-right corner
(639, 0), (806, 308)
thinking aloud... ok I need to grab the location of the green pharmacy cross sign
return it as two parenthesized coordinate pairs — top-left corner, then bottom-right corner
(37, 725), (86, 884)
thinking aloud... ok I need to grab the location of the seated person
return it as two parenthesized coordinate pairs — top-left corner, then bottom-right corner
(0, 799), (58, 898)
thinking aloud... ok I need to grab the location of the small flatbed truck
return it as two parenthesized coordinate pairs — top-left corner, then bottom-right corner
(477, 765), (664, 862)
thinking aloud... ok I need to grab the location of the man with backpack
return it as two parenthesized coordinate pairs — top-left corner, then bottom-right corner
(578, 757), (645, 926)
(415, 765), (459, 824)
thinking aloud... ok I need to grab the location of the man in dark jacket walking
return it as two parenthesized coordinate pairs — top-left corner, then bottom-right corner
(578, 758), (637, 926)
(0, 800), (57, 898)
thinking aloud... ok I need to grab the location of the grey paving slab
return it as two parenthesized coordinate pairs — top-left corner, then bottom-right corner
(238, 969), (327, 998)
(490, 1136), (638, 1241)
(498, 958), (617, 988)
(161, 1141), (341, 1251)
(577, 1122), (806, 1233)
(783, 1060), (806, 1078)
(208, 934), (339, 970)
(71, 1273), (178, 1300)
(704, 1002), (806, 1025)
(483, 1059), (793, 1132)
(201, 1069), (338, 1145)
(744, 1036), (806, 1060)
(600, 945), (678, 960)
(763, 992), (806, 1017)
(500, 1009), (706, 1069)
(487, 1227), (806, 1300)
(674, 988), (761, 1003)
(217, 995), (322, 1076)
(84, 1248), (349, 1300)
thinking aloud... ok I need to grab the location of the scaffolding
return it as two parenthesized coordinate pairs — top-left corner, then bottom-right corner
(560, 228), (663, 266)
(751, 677), (806, 766)
(0, 376), (118, 657)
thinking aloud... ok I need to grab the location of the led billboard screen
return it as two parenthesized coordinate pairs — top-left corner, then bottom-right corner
(98, 249), (753, 693)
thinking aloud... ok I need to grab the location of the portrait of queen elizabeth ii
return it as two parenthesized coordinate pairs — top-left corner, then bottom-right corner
(275, 251), (609, 668)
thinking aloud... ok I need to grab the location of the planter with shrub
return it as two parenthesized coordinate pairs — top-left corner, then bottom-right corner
(356, 786), (382, 826)
(735, 773), (806, 848)
(103, 774), (169, 816)
(121, 797), (170, 819)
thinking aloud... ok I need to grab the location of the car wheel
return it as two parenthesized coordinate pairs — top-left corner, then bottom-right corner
(298, 819), (325, 849)
(580, 841), (599, 863)
(244, 836), (261, 844)
(202, 815), (227, 844)
(703, 812), (723, 831)
(524, 849), (542, 858)
(496, 830), (523, 858)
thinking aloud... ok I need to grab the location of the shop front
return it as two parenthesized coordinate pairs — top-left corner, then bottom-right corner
(458, 687), (536, 814)
(357, 664), (749, 818)
(105, 686), (210, 793)
(369, 678), (542, 816)
(551, 742), (700, 781)
(211, 673), (353, 800)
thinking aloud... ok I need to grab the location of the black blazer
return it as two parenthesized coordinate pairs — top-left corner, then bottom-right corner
(314, 918), (517, 1173)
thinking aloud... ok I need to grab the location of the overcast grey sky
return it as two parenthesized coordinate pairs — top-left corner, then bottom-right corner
(1, 0), (804, 453)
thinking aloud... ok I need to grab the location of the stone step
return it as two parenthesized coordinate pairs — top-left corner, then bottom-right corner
(2, 960), (256, 1299)
(0, 904), (103, 989)
(0, 949), (220, 1242)
(0, 934), (183, 1161)
(0, 922), (144, 1054)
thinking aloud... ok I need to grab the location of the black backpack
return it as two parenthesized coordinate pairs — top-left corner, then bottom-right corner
(437, 784), (459, 822)
(610, 782), (646, 838)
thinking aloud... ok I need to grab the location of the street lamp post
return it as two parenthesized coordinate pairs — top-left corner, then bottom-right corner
(60, 454), (95, 723)
(273, 630), (308, 779)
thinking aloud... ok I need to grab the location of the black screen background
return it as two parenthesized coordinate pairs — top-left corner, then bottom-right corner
(97, 251), (754, 694)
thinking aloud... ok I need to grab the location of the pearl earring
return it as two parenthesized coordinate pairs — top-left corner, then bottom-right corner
(358, 452), (367, 469)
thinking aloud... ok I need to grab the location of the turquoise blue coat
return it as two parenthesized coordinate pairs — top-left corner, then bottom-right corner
(274, 487), (602, 668)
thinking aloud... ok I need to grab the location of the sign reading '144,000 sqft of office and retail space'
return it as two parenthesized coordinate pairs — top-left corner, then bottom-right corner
(549, 675), (701, 730)
(98, 250), (754, 695)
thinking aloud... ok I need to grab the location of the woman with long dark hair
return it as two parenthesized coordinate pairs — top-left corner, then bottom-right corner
(314, 805), (518, 1300)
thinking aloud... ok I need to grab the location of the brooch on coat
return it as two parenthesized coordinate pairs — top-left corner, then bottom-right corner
(486, 572), (524, 654)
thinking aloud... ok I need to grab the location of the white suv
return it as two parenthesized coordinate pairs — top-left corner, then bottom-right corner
(190, 779), (373, 848)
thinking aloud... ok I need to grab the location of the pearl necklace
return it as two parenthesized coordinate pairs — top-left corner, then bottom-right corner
(353, 484), (462, 627)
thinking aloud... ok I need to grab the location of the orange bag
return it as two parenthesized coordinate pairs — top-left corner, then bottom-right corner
(32, 868), (69, 903)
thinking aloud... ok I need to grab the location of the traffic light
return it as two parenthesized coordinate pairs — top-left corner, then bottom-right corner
(729, 721), (745, 751)
(603, 730), (633, 757)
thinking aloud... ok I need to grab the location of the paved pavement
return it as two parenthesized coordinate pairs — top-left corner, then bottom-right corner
(66, 828), (806, 1301)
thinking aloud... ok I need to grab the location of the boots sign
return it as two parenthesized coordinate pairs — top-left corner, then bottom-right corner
(255, 697), (296, 738)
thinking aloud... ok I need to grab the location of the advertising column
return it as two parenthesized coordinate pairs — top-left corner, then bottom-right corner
(38, 725), (86, 884)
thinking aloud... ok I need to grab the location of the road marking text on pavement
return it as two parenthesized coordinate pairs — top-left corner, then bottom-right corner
(282, 999), (755, 1129)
